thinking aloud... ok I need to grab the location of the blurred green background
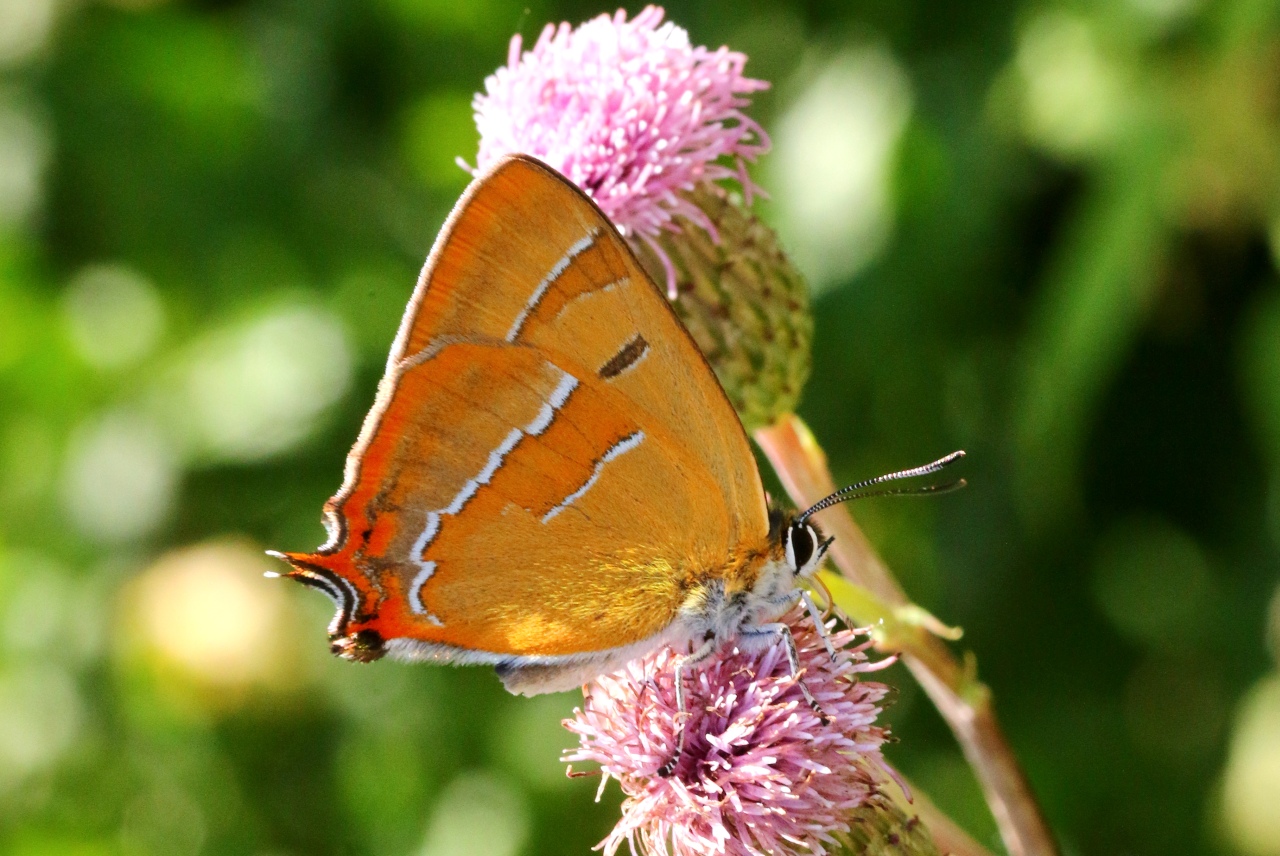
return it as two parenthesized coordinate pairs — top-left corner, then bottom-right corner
(2, 0), (1280, 854)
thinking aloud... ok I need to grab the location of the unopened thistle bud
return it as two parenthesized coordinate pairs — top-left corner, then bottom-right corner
(631, 184), (811, 431)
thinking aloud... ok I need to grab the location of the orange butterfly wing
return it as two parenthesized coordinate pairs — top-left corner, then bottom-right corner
(278, 155), (769, 675)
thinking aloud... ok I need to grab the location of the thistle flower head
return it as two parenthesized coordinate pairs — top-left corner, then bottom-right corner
(470, 6), (769, 255)
(564, 609), (900, 856)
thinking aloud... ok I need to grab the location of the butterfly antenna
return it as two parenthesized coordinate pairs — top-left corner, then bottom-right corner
(797, 450), (966, 524)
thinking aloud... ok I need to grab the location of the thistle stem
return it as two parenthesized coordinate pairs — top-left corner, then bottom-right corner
(754, 413), (1058, 856)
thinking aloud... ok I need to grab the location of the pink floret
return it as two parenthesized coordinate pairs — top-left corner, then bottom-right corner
(469, 6), (769, 295)
(564, 608), (900, 856)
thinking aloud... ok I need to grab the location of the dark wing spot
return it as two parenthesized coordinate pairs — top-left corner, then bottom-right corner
(598, 334), (649, 379)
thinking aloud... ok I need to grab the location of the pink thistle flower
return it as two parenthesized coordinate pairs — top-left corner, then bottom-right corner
(563, 608), (902, 856)
(467, 6), (770, 296)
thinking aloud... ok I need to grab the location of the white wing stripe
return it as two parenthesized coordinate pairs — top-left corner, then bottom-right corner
(445, 427), (523, 515)
(407, 560), (442, 624)
(542, 431), (646, 523)
(527, 372), (579, 436)
(505, 231), (598, 342)
(408, 365), (580, 618)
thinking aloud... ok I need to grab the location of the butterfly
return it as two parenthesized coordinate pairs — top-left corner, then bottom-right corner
(269, 154), (961, 748)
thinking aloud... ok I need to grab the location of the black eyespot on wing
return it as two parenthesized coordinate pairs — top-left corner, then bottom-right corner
(788, 523), (815, 570)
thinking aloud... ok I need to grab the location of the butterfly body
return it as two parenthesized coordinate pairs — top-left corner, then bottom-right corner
(271, 155), (833, 695)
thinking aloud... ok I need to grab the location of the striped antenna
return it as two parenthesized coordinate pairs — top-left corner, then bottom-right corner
(796, 450), (966, 524)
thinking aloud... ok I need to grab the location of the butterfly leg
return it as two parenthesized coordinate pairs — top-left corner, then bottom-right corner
(740, 622), (827, 720)
(800, 589), (838, 660)
(657, 636), (717, 777)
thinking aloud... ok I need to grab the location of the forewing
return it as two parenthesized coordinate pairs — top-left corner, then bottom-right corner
(280, 155), (768, 662)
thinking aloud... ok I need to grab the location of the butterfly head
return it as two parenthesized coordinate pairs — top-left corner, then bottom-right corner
(775, 449), (969, 584)
(782, 517), (830, 579)
(765, 509), (832, 583)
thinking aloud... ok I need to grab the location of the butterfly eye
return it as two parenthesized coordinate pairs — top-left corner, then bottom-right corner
(785, 522), (816, 574)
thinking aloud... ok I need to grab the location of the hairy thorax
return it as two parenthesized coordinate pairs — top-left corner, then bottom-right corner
(677, 553), (800, 653)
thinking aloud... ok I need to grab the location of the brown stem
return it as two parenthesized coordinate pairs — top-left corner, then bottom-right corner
(755, 413), (1058, 856)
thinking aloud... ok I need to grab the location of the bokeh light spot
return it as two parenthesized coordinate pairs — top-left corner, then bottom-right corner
(62, 410), (178, 543)
(3, 552), (74, 657)
(62, 264), (166, 371)
(0, 99), (51, 228)
(1014, 12), (1121, 158)
(770, 47), (911, 292)
(1126, 0), (1201, 28)
(167, 306), (352, 463)
(0, 663), (82, 794)
(0, 0), (57, 67)
(1221, 675), (1280, 855)
(1092, 516), (1216, 648)
(418, 771), (529, 856)
(127, 541), (297, 692)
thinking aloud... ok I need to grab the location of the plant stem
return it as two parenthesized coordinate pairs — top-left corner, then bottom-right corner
(754, 413), (1058, 856)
